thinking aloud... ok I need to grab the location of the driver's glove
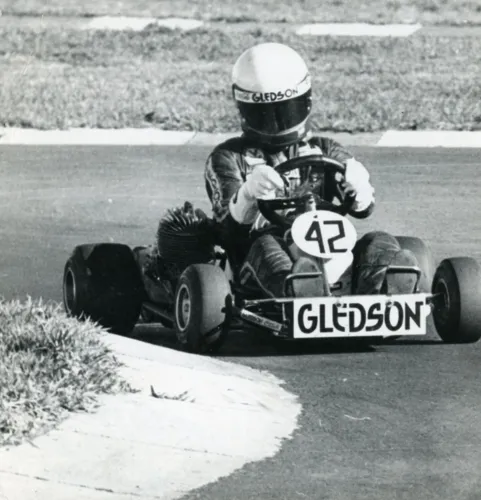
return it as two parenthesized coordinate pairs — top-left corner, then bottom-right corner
(341, 158), (375, 212)
(229, 164), (284, 224)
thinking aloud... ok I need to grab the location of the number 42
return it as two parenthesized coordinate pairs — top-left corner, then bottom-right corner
(304, 220), (346, 254)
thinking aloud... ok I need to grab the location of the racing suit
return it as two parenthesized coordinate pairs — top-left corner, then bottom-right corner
(204, 134), (417, 297)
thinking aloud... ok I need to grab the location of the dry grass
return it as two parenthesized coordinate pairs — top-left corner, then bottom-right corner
(0, 298), (133, 446)
(1, 27), (480, 132)
(1, 0), (481, 25)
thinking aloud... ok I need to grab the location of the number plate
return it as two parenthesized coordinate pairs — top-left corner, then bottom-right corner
(291, 210), (357, 259)
(291, 294), (431, 338)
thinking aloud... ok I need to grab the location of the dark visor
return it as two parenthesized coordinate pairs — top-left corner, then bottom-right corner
(237, 91), (312, 135)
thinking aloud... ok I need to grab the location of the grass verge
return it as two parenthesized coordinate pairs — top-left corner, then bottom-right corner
(0, 298), (133, 447)
(1, 27), (480, 132)
(1, 0), (481, 25)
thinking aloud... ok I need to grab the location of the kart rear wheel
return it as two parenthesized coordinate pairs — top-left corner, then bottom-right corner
(432, 257), (481, 344)
(174, 264), (231, 354)
(396, 236), (435, 292)
(63, 243), (144, 335)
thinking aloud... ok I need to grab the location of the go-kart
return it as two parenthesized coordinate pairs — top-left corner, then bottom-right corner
(62, 155), (481, 353)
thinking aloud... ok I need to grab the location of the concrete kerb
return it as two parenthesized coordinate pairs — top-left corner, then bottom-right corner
(3, 15), (481, 38)
(2, 15), (479, 38)
(0, 128), (197, 146)
(0, 128), (382, 146)
(377, 130), (481, 148)
(0, 128), (383, 147)
(0, 128), (379, 146)
(0, 335), (301, 500)
(1, 128), (481, 147)
(0, 16), (423, 36)
(186, 131), (384, 146)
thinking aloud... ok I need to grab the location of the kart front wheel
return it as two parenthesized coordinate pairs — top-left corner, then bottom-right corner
(63, 243), (144, 335)
(432, 257), (481, 344)
(174, 264), (231, 354)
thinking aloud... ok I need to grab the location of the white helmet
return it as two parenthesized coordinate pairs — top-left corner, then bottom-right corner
(232, 43), (312, 148)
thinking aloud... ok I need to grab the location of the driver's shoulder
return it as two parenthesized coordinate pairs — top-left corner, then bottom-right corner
(205, 137), (247, 176)
(305, 135), (352, 162)
(207, 136), (255, 165)
(207, 136), (268, 177)
(305, 134), (337, 150)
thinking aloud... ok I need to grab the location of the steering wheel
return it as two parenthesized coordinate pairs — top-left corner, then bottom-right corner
(257, 154), (354, 229)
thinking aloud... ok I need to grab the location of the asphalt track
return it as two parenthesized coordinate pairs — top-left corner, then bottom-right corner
(1, 145), (481, 500)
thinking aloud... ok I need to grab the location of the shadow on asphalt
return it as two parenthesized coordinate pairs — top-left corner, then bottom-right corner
(127, 322), (444, 358)
(391, 339), (443, 345)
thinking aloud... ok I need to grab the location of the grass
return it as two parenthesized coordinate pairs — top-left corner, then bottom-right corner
(1, 0), (481, 25)
(0, 298), (133, 447)
(1, 27), (480, 132)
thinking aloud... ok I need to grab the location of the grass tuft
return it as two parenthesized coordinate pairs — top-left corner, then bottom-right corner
(0, 297), (134, 447)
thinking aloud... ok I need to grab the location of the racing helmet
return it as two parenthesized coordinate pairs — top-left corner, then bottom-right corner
(232, 43), (312, 148)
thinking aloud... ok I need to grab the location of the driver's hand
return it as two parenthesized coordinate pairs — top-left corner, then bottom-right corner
(343, 158), (375, 212)
(229, 164), (284, 225)
(244, 164), (285, 200)
(340, 180), (357, 199)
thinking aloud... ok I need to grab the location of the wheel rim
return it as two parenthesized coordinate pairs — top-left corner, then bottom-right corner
(63, 268), (76, 315)
(434, 278), (450, 326)
(175, 284), (191, 332)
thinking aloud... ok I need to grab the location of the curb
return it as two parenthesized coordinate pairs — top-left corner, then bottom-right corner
(2, 15), (481, 37)
(0, 15), (423, 37)
(0, 128), (197, 146)
(377, 130), (481, 148)
(0, 335), (301, 500)
(1, 128), (481, 147)
(186, 131), (385, 146)
(0, 128), (382, 146)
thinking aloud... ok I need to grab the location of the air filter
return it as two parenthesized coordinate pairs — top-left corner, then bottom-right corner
(156, 202), (216, 271)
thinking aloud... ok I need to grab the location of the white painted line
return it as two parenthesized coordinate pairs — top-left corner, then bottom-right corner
(377, 130), (481, 148)
(0, 128), (196, 145)
(83, 16), (203, 31)
(296, 23), (422, 37)
(84, 16), (158, 31)
(155, 17), (204, 31)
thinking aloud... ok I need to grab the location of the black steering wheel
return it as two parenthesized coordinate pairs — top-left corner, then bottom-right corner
(257, 154), (354, 229)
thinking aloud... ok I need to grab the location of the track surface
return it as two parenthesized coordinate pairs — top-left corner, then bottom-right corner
(1, 145), (481, 499)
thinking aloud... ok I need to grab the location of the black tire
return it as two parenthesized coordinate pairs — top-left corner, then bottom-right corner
(174, 264), (231, 354)
(63, 243), (144, 335)
(396, 236), (435, 292)
(432, 257), (481, 344)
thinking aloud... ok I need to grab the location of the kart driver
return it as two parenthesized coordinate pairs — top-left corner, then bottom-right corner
(204, 42), (417, 298)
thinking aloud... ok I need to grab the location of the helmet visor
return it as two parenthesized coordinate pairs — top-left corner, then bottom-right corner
(236, 90), (312, 136)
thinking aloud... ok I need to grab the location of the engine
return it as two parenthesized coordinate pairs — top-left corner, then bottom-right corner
(156, 201), (217, 279)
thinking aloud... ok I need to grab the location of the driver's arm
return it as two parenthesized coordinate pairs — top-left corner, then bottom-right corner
(314, 137), (375, 219)
(205, 148), (283, 226)
(204, 147), (253, 264)
(205, 147), (285, 266)
(205, 148), (244, 224)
